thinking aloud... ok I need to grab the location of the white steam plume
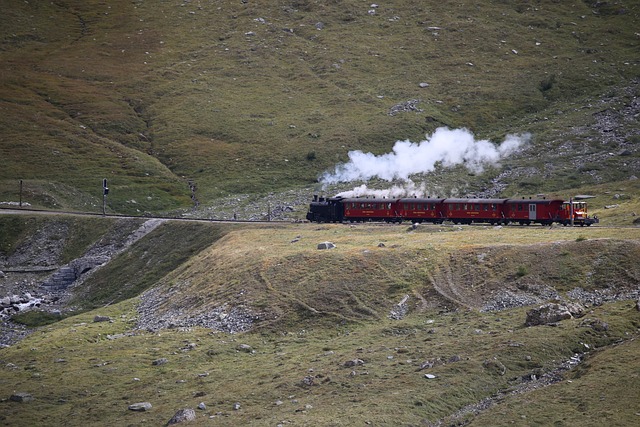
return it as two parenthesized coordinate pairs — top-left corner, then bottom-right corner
(336, 181), (429, 198)
(320, 127), (530, 185)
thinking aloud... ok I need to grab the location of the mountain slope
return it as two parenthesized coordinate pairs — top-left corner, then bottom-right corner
(1, 1), (639, 214)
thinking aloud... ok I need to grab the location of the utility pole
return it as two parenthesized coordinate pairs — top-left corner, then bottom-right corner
(102, 178), (109, 215)
(19, 179), (23, 207)
(570, 196), (574, 227)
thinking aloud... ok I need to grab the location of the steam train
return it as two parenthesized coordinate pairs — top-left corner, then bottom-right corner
(307, 195), (599, 226)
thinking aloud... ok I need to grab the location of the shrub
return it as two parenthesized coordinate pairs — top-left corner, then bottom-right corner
(516, 265), (529, 278)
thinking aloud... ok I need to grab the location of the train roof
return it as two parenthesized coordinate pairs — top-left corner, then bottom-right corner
(397, 197), (446, 202)
(340, 197), (400, 203)
(443, 198), (508, 204)
(504, 198), (564, 204)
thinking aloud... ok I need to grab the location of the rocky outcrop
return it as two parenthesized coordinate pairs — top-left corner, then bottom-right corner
(525, 302), (584, 326)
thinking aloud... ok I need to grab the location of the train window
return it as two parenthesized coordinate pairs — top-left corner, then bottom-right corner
(491, 204), (496, 211)
(483, 204), (488, 211)
(463, 204), (467, 210)
(474, 204), (480, 211)
(518, 204), (523, 211)
(387, 203), (391, 210)
(431, 203), (436, 210)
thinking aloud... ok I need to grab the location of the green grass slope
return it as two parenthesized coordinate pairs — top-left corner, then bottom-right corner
(1, 219), (640, 426)
(1, 1), (639, 214)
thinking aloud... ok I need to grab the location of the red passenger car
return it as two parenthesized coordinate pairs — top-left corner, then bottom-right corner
(504, 198), (564, 225)
(342, 197), (398, 222)
(442, 198), (507, 225)
(397, 198), (446, 223)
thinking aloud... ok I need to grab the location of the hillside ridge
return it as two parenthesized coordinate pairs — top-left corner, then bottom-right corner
(1, 1), (639, 214)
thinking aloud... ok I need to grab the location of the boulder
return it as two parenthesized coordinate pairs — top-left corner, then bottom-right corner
(9, 392), (33, 403)
(317, 241), (336, 250)
(128, 402), (152, 412)
(236, 343), (253, 353)
(168, 408), (196, 424)
(525, 303), (574, 326)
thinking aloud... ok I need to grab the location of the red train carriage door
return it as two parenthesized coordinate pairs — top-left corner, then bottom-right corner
(529, 203), (537, 220)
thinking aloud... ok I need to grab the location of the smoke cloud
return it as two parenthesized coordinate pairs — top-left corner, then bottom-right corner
(320, 127), (530, 185)
(335, 181), (430, 199)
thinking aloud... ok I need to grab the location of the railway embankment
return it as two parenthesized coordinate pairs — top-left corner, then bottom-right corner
(2, 215), (640, 343)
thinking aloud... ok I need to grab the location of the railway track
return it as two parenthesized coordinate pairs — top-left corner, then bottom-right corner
(1, 205), (633, 228)
(0, 206), (286, 225)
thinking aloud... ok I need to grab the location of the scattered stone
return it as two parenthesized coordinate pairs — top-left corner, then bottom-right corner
(418, 358), (443, 370)
(317, 241), (336, 250)
(128, 402), (152, 412)
(482, 358), (506, 376)
(343, 358), (365, 368)
(197, 402), (206, 410)
(9, 392), (33, 403)
(388, 99), (423, 116)
(168, 408), (196, 424)
(152, 358), (168, 366)
(580, 318), (609, 332)
(389, 295), (410, 320)
(236, 343), (253, 353)
(93, 315), (111, 323)
(232, 402), (241, 410)
(424, 374), (437, 379)
(182, 342), (197, 351)
(565, 302), (585, 318)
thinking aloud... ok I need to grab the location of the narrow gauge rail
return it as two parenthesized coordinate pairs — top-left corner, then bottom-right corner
(0, 206), (285, 225)
(306, 195), (600, 226)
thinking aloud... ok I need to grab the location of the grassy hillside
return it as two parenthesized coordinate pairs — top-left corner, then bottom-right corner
(1, 1), (638, 214)
(1, 217), (640, 425)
